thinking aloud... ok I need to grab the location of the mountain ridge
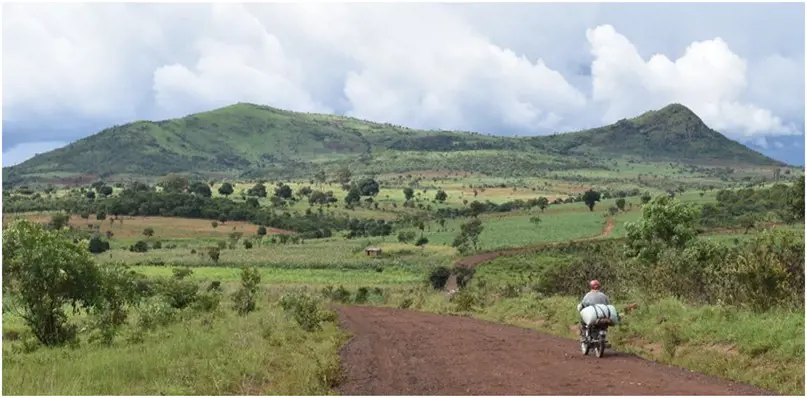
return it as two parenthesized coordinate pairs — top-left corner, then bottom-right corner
(2, 102), (787, 186)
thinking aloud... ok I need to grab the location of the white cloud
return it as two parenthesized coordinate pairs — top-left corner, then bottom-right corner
(2, 3), (803, 160)
(587, 24), (798, 138)
(151, 4), (331, 117)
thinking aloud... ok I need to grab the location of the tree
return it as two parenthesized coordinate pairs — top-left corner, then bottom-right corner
(189, 182), (212, 198)
(403, 187), (414, 201)
(248, 183), (267, 198)
(274, 183), (293, 199)
(298, 186), (313, 197)
(434, 190), (448, 203)
(452, 218), (484, 254)
(314, 170), (327, 186)
(537, 197), (549, 212)
(256, 226), (267, 237)
(783, 176), (805, 223)
(398, 230), (416, 243)
(336, 167), (352, 185)
(345, 186), (362, 205)
(358, 178), (380, 197)
(415, 236), (429, 250)
(3, 220), (102, 346)
(582, 189), (601, 211)
(96, 211), (107, 221)
(86, 191), (96, 200)
(624, 195), (699, 264)
(641, 192), (652, 204)
(218, 182), (234, 197)
(48, 213), (71, 230)
(161, 173), (189, 193)
(88, 235), (111, 254)
(99, 186), (114, 197)
(615, 198), (626, 212)
(143, 227), (155, 238)
(529, 216), (541, 226)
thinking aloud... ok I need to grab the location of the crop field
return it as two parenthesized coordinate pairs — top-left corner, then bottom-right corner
(1, 213), (289, 242)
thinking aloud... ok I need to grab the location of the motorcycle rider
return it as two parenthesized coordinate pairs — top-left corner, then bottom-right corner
(577, 280), (610, 341)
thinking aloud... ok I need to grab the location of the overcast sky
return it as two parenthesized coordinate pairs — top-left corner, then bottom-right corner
(3, 2), (805, 167)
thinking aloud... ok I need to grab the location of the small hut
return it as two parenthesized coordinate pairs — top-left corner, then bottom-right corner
(364, 247), (382, 257)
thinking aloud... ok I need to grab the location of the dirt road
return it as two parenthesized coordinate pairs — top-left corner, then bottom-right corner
(335, 306), (772, 396)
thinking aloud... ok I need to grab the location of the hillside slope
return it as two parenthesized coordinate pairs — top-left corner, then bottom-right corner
(2, 103), (785, 185)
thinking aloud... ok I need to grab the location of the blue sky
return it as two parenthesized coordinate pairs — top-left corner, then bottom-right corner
(3, 2), (804, 166)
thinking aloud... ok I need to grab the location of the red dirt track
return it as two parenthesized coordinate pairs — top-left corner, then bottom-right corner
(335, 306), (773, 396)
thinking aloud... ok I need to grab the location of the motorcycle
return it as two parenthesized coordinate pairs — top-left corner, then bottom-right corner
(579, 320), (612, 358)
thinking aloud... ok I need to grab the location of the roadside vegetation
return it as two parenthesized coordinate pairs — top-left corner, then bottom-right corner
(2, 164), (803, 395)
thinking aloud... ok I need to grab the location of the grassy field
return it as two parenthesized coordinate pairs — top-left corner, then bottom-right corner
(3, 173), (803, 396)
(2, 292), (347, 395)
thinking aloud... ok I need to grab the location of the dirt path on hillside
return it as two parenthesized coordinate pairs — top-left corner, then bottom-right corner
(335, 306), (772, 395)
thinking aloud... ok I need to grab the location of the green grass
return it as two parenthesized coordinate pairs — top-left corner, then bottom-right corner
(2, 290), (348, 395)
(132, 265), (423, 287)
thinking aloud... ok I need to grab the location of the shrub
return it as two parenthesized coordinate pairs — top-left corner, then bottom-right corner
(154, 277), (198, 309)
(399, 298), (414, 309)
(232, 266), (261, 315)
(129, 240), (149, 253)
(452, 267), (475, 288)
(137, 296), (179, 330)
(256, 226), (267, 236)
(428, 266), (452, 290)
(207, 281), (221, 291)
(88, 235), (110, 254)
(207, 247), (221, 263)
(2, 220), (100, 346)
(355, 287), (369, 304)
(152, 240), (163, 250)
(243, 240), (253, 249)
(279, 293), (324, 332)
(194, 291), (221, 312)
(321, 285), (352, 303)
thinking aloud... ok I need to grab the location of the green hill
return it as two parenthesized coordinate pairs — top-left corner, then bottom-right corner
(2, 102), (786, 186)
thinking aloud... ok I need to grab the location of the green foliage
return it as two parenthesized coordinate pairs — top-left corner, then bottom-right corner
(452, 218), (484, 254)
(88, 235), (111, 254)
(129, 240), (149, 253)
(217, 182), (234, 197)
(582, 189), (601, 211)
(232, 266), (261, 315)
(2, 220), (102, 346)
(428, 266), (452, 290)
(397, 230), (416, 243)
(279, 292), (326, 332)
(91, 263), (144, 344)
(143, 227), (155, 237)
(256, 225), (267, 236)
(403, 187), (415, 201)
(434, 190), (448, 202)
(615, 198), (626, 211)
(48, 212), (70, 230)
(625, 195), (699, 263)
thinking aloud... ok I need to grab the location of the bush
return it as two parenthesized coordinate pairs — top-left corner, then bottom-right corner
(207, 280), (221, 291)
(88, 235), (110, 254)
(399, 298), (414, 309)
(355, 287), (369, 304)
(2, 220), (100, 346)
(279, 293), (325, 332)
(428, 266), (452, 290)
(232, 266), (261, 315)
(243, 240), (253, 249)
(129, 240), (149, 253)
(155, 277), (199, 309)
(452, 267), (475, 288)
(194, 291), (221, 312)
(137, 296), (179, 330)
(152, 240), (163, 249)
